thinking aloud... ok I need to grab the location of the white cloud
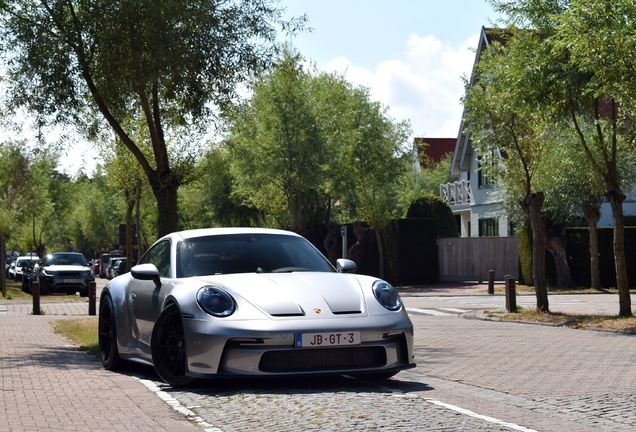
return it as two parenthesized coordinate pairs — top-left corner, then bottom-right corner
(322, 33), (480, 139)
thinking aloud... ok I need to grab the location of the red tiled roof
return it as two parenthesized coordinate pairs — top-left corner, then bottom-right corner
(414, 137), (455, 168)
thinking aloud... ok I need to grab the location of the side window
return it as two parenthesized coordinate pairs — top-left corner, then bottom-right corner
(140, 240), (171, 277)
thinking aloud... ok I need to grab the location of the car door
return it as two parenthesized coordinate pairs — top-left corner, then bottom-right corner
(129, 240), (174, 353)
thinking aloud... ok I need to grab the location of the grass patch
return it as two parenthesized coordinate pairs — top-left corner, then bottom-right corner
(1, 281), (86, 302)
(487, 307), (636, 332)
(53, 318), (99, 357)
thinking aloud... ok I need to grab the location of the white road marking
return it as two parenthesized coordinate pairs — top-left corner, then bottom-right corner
(424, 397), (538, 432)
(407, 307), (467, 316)
(135, 376), (224, 432)
(408, 307), (454, 316)
(438, 307), (467, 313)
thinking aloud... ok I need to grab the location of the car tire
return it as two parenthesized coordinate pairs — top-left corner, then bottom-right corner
(151, 303), (194, 387)
(99, 295), (124, 370)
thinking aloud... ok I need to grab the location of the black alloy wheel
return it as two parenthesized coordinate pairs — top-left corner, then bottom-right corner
(151, 303), (194, 387)
(99, 295), (123, 370)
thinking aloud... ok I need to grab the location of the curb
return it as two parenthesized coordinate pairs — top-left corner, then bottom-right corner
(472, 310), (636, 335)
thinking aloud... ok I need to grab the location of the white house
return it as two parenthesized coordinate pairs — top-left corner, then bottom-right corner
(436, 27), (636, 238)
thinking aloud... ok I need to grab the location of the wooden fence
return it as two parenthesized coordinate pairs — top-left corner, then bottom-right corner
(437, 237), (520, 282)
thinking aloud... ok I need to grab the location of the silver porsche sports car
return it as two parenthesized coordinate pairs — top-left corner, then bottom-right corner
(98, 228), (415, 386)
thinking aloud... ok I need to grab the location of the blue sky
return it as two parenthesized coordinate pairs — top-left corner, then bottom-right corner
(50, 1), (499, 174)
(279, 0), (500, 138)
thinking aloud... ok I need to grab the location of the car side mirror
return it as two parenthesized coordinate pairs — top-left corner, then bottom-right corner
(336, 259), (357, 274)
(131, 263), (162, 288)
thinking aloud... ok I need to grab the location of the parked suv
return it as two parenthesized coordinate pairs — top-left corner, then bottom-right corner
(37, 252), (95, 296)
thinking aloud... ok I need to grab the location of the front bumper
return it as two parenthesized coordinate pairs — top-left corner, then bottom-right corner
(40, 273), (94, 294)
(182, 314), (415, 378)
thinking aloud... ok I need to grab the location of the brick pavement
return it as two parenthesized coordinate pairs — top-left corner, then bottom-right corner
(400, 300), (636, 431)
(0, 300), (199, 432)
(2, 285), (635, 431)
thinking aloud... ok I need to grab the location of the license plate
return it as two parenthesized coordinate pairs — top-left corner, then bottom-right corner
(61, 279), (82, 283)
(295, 331), (361, 348)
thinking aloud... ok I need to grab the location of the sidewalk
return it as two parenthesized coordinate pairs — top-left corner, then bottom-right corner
(0, 298), (199, 432)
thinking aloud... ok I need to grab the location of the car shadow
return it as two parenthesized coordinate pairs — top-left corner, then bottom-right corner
(135, 372), (433, 397)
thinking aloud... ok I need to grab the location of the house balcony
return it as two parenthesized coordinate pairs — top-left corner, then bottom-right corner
(440, 180), (473, 207)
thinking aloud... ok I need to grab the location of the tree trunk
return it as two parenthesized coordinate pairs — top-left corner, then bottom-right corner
(584, 208), (601, 291)
(608, 192), (631, 316)
(545, 221), (577, 289)
(153, 180), (179, 238)
(126, 199), (135, 272)
(1, 236), (6, 297)
(522, 192), (549, 312)
(136, 189), (145, 258)
(347, 222), (369, 272)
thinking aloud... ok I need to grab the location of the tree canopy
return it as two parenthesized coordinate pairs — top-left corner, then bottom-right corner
(222, 48), (411, 233)
(0, 0), (304, 237)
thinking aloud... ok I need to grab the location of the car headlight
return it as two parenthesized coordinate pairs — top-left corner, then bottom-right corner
(372, 280), (402, 311)
(42, 269), (53, 277)
(197, 286), (236, 317)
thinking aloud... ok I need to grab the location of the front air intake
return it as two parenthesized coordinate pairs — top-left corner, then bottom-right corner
(259, 347), (386, 372)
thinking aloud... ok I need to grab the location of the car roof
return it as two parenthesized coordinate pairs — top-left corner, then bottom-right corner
(167, 227), (301, 241)
(49, 252), (84, 255)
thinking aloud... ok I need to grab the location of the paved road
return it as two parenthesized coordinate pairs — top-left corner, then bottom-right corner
(2, 282), (635, 431)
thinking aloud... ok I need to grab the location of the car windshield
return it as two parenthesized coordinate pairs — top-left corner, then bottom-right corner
(177, 234), (335, 277)
(44, 254), (87, 266)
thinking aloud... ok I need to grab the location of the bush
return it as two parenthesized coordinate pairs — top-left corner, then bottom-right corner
(406, 195), (459, 238)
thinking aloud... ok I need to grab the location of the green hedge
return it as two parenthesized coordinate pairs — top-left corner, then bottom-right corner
(406, 195), (459, 238)
(558, 227), (636, 288)
(342, 218), (444, 286)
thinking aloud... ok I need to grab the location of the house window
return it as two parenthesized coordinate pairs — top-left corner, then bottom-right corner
(479, 218), (499, 237)
(477, 152), (496, 188)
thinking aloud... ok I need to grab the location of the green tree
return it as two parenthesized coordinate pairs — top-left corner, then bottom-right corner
(224, 49), (327, 231)
(399, 152), (457, 217)
(222, 48), (410, 276)
(462, 31), (552, 311)
(104, 140), (152, 268)
(490, 0), (636, 316)
(0, 0), (303, 237)
(0, 140), (54, 296)
(180, 147), (264, 229)
(70, 166), (127, 256)
(538, 130), (607, 290)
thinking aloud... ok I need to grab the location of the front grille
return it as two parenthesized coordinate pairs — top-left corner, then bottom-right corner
(259, 346), (386, 372)
(57, 271), (82, 277)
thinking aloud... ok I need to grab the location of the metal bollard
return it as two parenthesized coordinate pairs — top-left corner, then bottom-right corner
(88, 281), (97, 316)
(505, 276), (517, 312)
(32, 280), (41, 315)
(488, 270), (495, 295)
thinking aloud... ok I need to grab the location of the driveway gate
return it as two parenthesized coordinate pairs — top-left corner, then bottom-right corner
(437, 237), (520, 282)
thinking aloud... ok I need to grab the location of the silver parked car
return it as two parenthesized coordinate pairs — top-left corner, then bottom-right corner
(98, 228), (415, 386)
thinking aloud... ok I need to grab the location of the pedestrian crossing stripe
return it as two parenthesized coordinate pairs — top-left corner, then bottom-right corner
(406, 307), (469, 317)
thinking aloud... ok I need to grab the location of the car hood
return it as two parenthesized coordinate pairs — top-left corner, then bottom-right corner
(42, 265), (90, 272)
(198, 272), (367, 317)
